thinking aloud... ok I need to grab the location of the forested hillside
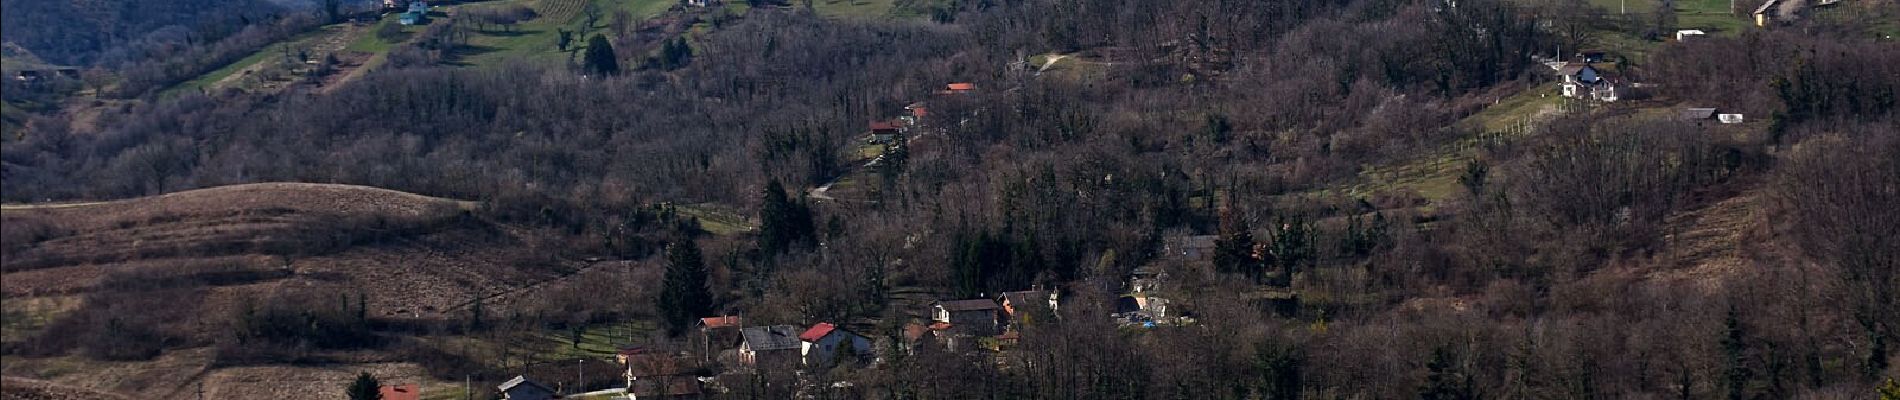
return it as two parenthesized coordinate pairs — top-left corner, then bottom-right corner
(3, 0), (1898, 398)
(0, 0), (290, 65)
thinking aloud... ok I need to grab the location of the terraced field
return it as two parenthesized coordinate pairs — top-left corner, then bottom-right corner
(167, 21), (389, 96)
(537, 0), (590, 22)
(1339, 87), (1566, 206)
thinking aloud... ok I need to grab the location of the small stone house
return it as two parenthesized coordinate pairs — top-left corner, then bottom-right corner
(933, 299), (1002, 336)
(695, 316), (743, 363)
(738, 325), (802, 368)
(999, 289), (1058, 321)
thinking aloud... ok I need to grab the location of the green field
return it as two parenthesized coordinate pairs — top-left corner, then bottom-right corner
(811, 0), (899, 19)
(1339, 88), (1562, 205)
(677, 203), (756, 235)
(166, 25), (349, 95)
(455, 0), (677, 67)
(1580, 0), (1752, 35)
(345, 14), (418, 53)
(530, 321), (654, 360)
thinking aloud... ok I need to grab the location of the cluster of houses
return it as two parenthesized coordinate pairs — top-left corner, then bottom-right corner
(383, 0), (429, 25)
(1544, 48), (1751, 125)
(863, 82), (970, 146)
(430, 229), (1302, 400)
(8, 67), (80, 85)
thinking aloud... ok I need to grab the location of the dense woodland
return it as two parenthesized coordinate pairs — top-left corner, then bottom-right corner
(4, 0), (1900, 398)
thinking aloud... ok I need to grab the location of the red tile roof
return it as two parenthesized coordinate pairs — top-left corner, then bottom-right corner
(380, 384), (421, 400)
(903, 322), (954, 341)
(903, 323), (927, 341)
(946, 82), (975, 91)
(624, 353), (684, 377)
(799, 322), (837, 342)
(700, 316), (742, 329)
(911, 107), (928, 118)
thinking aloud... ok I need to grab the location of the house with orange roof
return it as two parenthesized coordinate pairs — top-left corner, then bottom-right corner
(940, 82), (975, 95)
(695, 315), (743, 365)
(379, 384), (421, 400)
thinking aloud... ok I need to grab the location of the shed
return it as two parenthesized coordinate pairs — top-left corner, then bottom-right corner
(1680, 108), (1719, 121)
(497, 376), (557, 400)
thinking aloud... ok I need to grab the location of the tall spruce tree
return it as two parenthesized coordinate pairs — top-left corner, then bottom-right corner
(347, 372), (382, 400)
(658, 240), (711, 336)
(583, 34), (619, 76)
(758, 180), (814, 256)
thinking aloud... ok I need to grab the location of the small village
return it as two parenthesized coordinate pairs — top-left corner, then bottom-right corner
(3, 0), (1896, 397)
(285, 5), (1848, 390)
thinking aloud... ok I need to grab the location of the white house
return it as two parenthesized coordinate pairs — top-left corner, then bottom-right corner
(1554, 63), (1618, 102)
(1676, 30), (1707, 41)
(798, 323), (872, 367)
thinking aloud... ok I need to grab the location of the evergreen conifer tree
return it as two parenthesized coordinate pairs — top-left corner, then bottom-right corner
(658, 240), (711, 336)
(583, 35), (619, 76)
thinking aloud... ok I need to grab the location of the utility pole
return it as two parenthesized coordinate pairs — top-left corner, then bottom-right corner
(464, 374), (471, 400)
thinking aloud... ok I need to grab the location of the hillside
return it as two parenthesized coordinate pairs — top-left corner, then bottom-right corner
(0, 183), (598, 315)
(3, 0), (1898, 398)
(0, 0), (283, 65)
(0, 377), (130, 400)
(0, 183), (636, 398)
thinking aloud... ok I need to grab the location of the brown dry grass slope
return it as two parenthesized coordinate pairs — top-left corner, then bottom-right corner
(0, 181), (585, 323)
(0, 183), (595, 399)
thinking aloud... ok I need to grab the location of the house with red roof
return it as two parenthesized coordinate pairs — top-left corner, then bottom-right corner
(379, 384), (421, 400)
(798, 322), (872, 367)
(695, 316), (744, 364)
(868, 120), (903, 144)
(900, 322), (953, 353)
